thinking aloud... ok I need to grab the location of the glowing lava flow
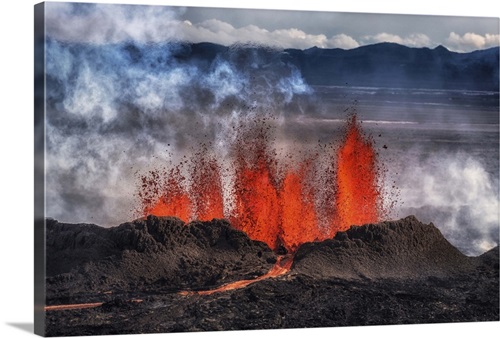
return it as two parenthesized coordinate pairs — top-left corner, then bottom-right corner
(334, 115), (380, 230)
(44, 299), (143, 311)
(179, 255), (293, 296)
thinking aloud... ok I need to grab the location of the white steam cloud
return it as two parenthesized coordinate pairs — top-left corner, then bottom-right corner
(398, 153), (499, 256)
(45, 2), (182, 44)
(44, 35), (313, 226)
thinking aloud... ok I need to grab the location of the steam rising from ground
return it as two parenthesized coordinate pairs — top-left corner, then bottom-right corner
(398, 153), (499, 256)
(45, 40), (312, 227)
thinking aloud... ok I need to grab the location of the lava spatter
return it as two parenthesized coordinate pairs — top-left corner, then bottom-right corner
(334, 114), (380, 230)
(137, 113), (389, 252)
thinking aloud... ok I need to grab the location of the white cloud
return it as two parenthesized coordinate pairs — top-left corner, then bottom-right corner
(47, 3), (500, 52)
(446, 32), (500, 52)
(45, 2), (361, 49)
(327, 34), (360, 49)
(181, 19), (360, 49)
(362, 33), (433, 47)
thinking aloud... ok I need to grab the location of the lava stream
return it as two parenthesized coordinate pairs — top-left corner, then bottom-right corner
(44, 299), (143, 312)
(179, 255), (293, 296)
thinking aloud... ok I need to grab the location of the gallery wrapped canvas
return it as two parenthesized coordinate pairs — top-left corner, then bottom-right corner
(34, 2), (499, 336)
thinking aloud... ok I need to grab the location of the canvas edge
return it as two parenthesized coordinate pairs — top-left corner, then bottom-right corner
(34, 2), (46, 336)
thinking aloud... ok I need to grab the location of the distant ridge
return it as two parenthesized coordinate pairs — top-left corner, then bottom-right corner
(162, 41), (499, 91)
(286, 42), (499, 90)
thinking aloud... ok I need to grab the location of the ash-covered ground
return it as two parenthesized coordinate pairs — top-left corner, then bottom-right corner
(44, 215), (499, 336)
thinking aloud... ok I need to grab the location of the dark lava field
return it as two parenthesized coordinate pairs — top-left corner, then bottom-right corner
(43, 215), (499, 336)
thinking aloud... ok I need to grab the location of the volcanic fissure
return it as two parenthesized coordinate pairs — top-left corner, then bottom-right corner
(138, 113), (389, 254)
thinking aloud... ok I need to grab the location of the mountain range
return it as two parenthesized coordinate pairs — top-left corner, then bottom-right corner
(167, 42), (499, 91)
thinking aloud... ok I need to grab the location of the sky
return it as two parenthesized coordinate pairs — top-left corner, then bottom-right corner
(181, 7), (500, 51)
(45, 2), (500, 51)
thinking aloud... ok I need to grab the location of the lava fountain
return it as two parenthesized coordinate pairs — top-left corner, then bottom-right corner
(334, 114), (380, 230)
(189, 147), (225, 221)
(140, 167), (192, 223)
(137, 113), (386, 252)
(279, 161), (321, 252)
(230, 124), (281, 250)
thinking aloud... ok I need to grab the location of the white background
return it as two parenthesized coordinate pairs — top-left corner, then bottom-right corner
(0, 1), (499, 337)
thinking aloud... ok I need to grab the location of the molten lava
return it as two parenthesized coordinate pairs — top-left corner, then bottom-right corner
(230, 128), (281, 250)
(143, 168), (192, 223)
(137, 113), (386, 252)
(190, 149), (225, 221)
(181, 255), (293, 296)
(279, 163), (323, 252)
(335, 115), (380, 230)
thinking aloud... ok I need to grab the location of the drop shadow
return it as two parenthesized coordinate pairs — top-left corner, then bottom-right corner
(6, 322), (34, 334)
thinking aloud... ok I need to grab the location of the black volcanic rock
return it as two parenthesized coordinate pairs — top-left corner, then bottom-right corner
(292, 215), (475, 279)
(46, 216), (275, 304)
(45, 215), (499, 336)
(479, 246), (500, 270)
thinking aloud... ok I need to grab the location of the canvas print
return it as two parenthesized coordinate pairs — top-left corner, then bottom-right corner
(34, 2), (500, 336)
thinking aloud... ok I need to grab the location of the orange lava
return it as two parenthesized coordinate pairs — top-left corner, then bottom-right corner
(335, 115), (379, 230)
(230, 129), (280, 250)
(44, 299), (143, 311)
(181, 255), (293, 296)
(190, 148), (225, 221)
(44, 302), (103, 311)
(138, 113), (386, 252)
(279, 163), (324, 252)
(146, 167), (192, 223)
